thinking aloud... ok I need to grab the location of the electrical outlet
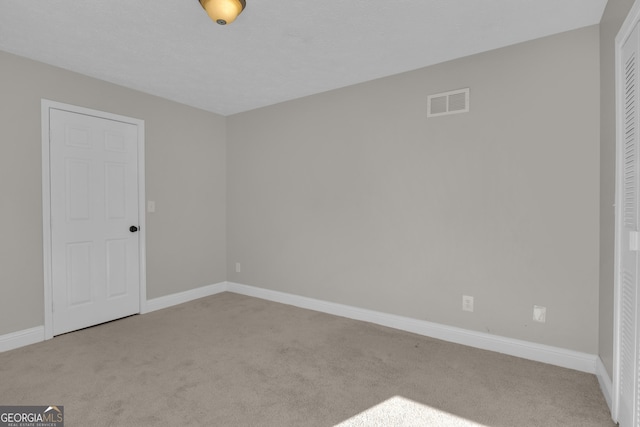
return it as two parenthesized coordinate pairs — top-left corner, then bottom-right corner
(533, 305), (546, 323)
(462, 295), (474, 312)
(235, 262), (241, 273)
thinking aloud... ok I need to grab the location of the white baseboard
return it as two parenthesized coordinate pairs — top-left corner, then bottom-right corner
(144, 281), (229, 313)
(0, 326), (45, 352)
(0, 281), (601, 377)
(227, 282), (598, 374)
(596, 356), (613, 412)
(1, 283), (230, 353)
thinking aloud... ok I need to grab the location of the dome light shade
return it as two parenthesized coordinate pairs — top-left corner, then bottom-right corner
(199, 0), (246, 25)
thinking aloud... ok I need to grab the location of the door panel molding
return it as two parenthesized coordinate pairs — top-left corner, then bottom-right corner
(41, 99), (146, 339)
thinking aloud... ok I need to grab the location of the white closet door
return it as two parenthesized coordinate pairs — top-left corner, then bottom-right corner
(619, 20), (640, 427)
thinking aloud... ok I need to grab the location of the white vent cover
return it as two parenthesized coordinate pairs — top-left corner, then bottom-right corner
(427, 88), (470, 118)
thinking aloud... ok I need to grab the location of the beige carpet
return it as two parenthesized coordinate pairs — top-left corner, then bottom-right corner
(0, 292), (613, 426)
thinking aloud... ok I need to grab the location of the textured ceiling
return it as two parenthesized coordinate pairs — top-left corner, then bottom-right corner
(0, 0), (607, 116)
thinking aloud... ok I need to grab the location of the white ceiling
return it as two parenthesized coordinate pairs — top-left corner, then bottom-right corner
(0, 0), (607, 116)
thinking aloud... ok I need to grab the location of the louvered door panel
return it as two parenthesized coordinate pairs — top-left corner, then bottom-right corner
(620, 21), (640, 427)
(626, 46), (638, 231)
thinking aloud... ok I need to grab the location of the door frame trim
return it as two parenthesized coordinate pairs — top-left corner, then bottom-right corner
(614, 0), (640, 422)
(41, 99), (147, 340)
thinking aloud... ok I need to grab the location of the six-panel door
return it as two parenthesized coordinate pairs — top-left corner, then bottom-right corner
(49, 108), (140, 336)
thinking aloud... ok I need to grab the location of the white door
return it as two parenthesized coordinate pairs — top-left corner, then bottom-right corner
(49, 108), (141, 336)
(617, 8), (640, 426)
(617, 21), (640, 427)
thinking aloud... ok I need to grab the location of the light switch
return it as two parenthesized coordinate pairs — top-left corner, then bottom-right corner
(147, 201), (156, 213)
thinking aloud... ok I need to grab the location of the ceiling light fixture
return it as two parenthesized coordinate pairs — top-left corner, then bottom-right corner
(198, 0), (246, 25)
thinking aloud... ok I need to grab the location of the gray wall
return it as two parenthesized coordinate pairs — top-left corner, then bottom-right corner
(0, 51), (227, 336)
(0, 21), (606, 358)
(600, 0), (635, 378)
(227, 26), (601, 353)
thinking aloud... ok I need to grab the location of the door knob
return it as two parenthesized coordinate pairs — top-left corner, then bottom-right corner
(130, 226), (139, 233)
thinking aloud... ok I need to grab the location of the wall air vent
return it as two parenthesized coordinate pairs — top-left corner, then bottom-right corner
(427, 88), (469, 118)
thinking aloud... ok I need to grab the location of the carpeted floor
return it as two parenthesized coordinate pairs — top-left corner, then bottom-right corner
(0, 292), (614, 426)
